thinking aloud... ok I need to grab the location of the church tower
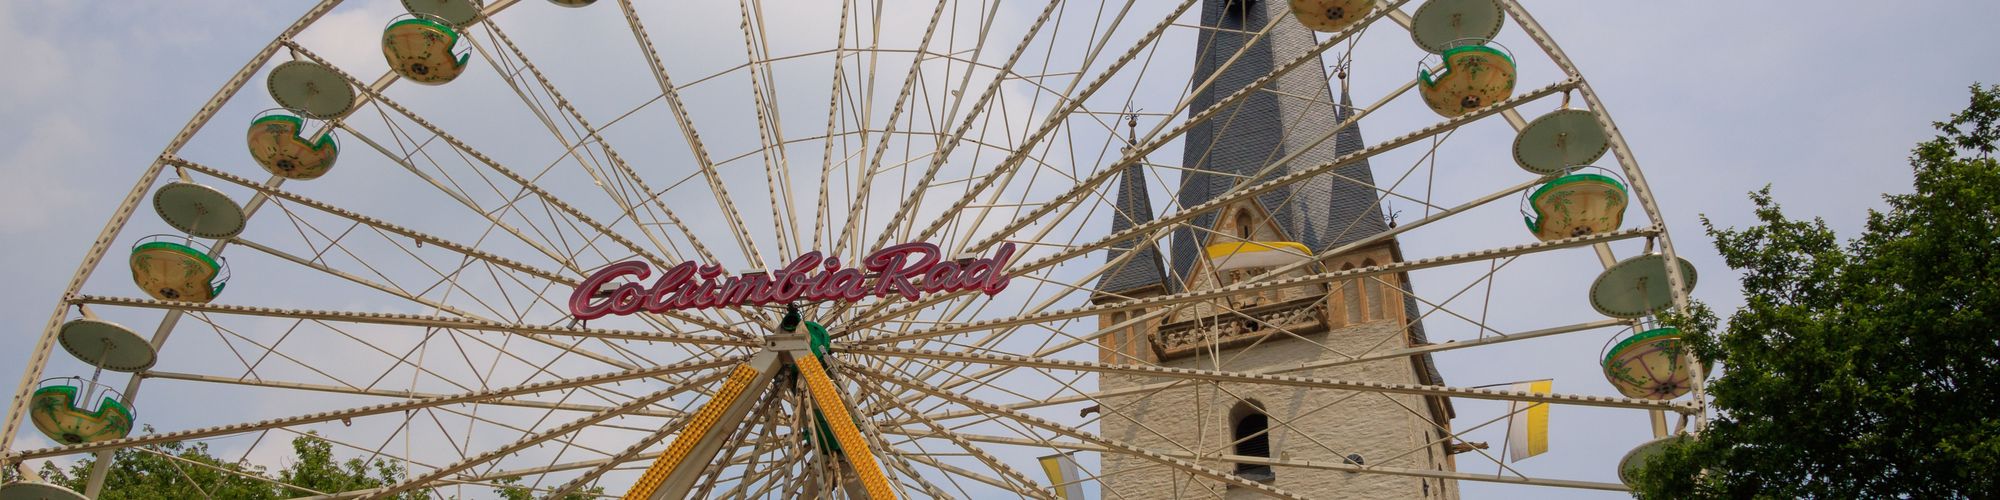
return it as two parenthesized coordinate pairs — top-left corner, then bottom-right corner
(1093, 0), (1460, 497)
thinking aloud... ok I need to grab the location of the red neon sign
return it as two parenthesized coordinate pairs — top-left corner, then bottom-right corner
(568, 242), (1017, 320)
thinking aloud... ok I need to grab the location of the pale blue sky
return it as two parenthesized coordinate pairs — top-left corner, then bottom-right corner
(2, 1), (1995, 498)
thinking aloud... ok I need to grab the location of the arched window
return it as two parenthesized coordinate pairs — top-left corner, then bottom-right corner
(1107, 311), (1128, 362)
(1234, 209), (1254, 240)
(1362, 259), (1383, 320)
(1231, 402), (1275, 482)
(1340, 263), (1361, 324)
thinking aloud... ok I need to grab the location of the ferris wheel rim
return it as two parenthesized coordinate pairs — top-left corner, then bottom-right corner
(1, 0), (1698, 497)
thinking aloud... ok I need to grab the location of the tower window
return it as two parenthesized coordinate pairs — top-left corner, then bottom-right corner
(1232, 403), (1275, 482)
(1234, 209), (1253, 240)
(1362, 259), (1384, 320)
(1341, 263), (1361, 324)
(1108, 311), (1128, 362)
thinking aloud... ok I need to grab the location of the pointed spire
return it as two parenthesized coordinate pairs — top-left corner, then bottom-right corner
(1168, 2), (1388, 279)
(1324, 76), (1390, 247)
(1096, 114), (1170, 298)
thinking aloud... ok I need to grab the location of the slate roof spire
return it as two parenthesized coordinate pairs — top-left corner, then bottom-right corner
(1095, 113), (1171, 297)
(1168, 0), (1390, 280)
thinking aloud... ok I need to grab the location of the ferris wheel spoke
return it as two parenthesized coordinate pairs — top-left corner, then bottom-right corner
(852, 192), (1120, 391)
(614, 0), (769, 267)
(365, 379), (694, 497)
(70, 295), (752, 349)
(478, 21), (737, 272)
(874, 158), (1532, 393)
(690, 392), (791, 499)
(7, 355), (740, 463)
(853, 379), (1055, 499)
(849, 80), (1576, 336)
(941, 1), (1407, 262)
(902, 0), (1198, 256)
(852, 344), (1691, 414)
(254, 206), (525, 321)
(347, 76), (625, 278)
(710, 399), (796, 499)
(859, 224), (1650, 347)
(729, 0), (806, 260)
(282, 43), (679, 279)
(886, 452), (1013, 498)
(902, 318), (1624, 432)
(545, 368), (744, 498)
(807, 0), (855, 253)
(461, 39), (691, 270)
(865, 384), (1104, 499)
(331, 119), (597, 275)
(1336, 258), (1522, 360)
(144, 369), (684, 421)
(827, 0), (953, 261)
(1369, 391), (1540, 480)
(887, 351), (1240, 463)
(857, 0), (1064, 258)
(851, 363), (1311, 500)
(165, 157), (753, 337)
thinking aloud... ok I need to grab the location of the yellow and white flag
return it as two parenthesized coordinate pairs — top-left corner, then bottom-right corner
(1039, 452), (1087, 500)
(1507, 379), (1552, 462)
(1204, 241), (1312, 271)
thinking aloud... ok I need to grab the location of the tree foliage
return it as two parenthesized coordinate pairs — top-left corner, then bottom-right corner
(8, 431), (425, 499)
(1637, 84), (2000, 497)
(3, 429), (607, 498)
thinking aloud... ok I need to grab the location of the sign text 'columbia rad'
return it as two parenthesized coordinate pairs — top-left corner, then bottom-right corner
(568, 242), (1017, 320)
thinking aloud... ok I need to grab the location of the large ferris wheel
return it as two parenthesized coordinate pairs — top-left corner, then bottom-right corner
(1, 0), (1703, 498)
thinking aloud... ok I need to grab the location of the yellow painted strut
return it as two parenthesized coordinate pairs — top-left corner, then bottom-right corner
(625, 352), (778, 500)
(795, 354), (898, 500)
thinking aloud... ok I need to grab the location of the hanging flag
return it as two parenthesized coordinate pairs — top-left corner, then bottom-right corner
(1507, 379), (1553, 462)
(1038, 452), (1087, 500)
(1204, 241), (1313, 271)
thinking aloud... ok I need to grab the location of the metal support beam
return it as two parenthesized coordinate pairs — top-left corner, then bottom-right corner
(70, 295), (753, 348)
(862, 226), (1655, 344)
(7, 356), (739, 461)
(629, 351), (780, 500)
(846, 345), (1690, 413)
(794, 354), (897, 500)
(884, 428), (1628, 492)
(886, 319), (1631, 425)
(139, 370), (682, 418)
(851, 364), (1308, 500)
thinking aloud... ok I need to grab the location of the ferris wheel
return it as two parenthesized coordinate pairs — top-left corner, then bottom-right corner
(1, 0), (1703, 498)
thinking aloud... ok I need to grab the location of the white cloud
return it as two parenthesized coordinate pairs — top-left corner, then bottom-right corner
(0, 117), (85, 234)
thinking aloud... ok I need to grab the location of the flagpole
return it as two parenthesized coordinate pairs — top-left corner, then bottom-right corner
(1499, 405), (1516, 476)
(1469, 378), (1552, 390)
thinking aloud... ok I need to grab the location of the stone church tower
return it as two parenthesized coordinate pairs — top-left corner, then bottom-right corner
(1092, 0), (1460, 497)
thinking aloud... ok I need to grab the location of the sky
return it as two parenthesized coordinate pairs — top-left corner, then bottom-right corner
(1, 0), (1997, 498)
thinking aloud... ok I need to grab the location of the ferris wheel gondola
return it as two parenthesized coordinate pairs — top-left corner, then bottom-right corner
(28, 318), (152, 446)
(382, 14), (472, 85)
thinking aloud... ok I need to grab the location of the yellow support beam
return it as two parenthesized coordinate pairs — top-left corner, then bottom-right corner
(795, 354), (897, 500)
(624, 353), (776, 500)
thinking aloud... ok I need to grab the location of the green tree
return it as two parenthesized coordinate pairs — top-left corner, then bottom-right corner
(6, 431), (434, 498)
(491, 475), (607, 500)
(1636, 84), (2000, 497)
(17, 433), (282, 500)
(277, 432), (427, 499)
